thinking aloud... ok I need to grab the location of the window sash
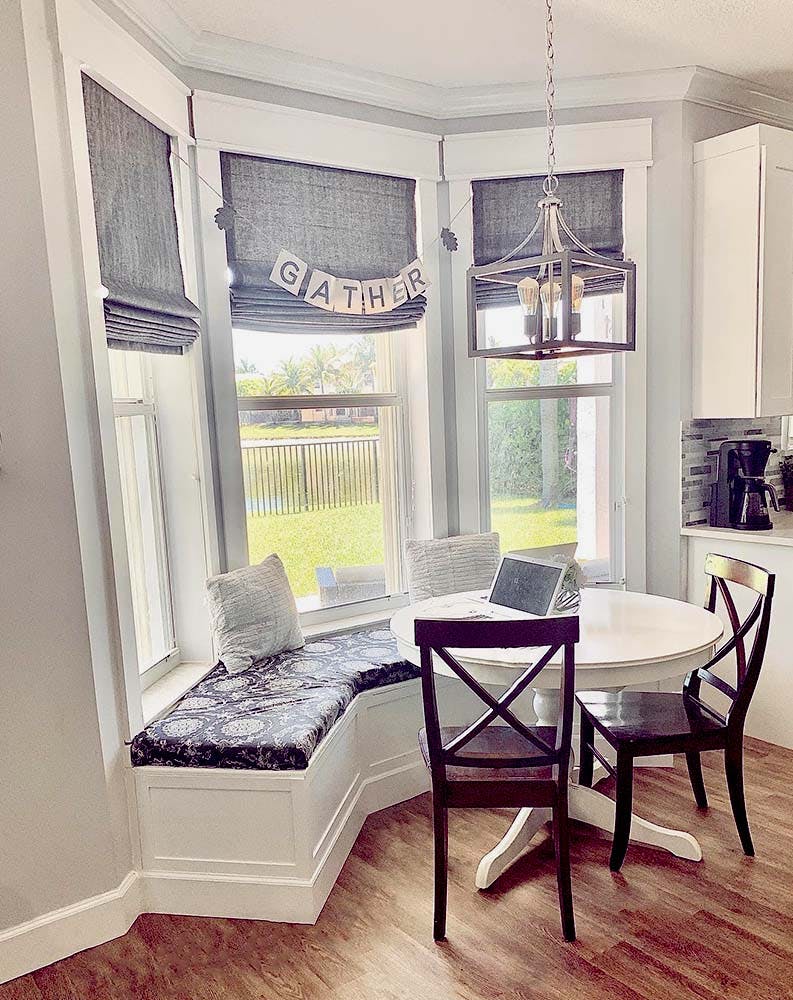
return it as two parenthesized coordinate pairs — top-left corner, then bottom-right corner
(480, 362), (624, 587)
(113, 406), (177, 672)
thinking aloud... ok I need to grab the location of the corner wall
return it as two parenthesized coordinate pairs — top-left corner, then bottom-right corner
(0, 0), (126, 935)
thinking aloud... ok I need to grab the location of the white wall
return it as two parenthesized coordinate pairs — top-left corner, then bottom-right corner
(0, 0), (125, 930)
(687, 536), (793, 748)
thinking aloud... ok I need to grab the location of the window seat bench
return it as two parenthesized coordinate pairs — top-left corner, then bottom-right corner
(130, 627), (420, 771)
(130, 626), (475, 925)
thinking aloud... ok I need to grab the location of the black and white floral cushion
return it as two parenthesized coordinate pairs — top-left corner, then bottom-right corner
(130, 627), (418, 771)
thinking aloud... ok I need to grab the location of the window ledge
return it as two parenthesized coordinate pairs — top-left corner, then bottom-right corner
(303, 607), (392, 638)
(142, 660), (214, 725)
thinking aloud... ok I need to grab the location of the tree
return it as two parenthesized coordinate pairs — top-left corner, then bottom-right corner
(235, 357), (258, 374)
(351, 336), (377, 391)
(273, 357), (312, 396)
(305, 344), (338, 394)
(333, 362), (365, 395)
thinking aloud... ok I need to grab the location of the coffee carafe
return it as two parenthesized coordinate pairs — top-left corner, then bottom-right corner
(709, 439), (779, 531)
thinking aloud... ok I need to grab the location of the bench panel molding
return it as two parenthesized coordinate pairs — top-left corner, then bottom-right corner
(135, 677), (474, 923)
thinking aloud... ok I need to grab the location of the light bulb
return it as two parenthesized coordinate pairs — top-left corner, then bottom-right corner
(572, 273), (584, 313)
(516, 276), (539, 315)
(540, 279), (561, 316)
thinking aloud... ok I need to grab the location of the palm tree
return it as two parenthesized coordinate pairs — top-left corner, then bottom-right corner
(333, 362), (365, 395)
(273, 358), (312, 396)
(235, 357), (258, 374)
(305, 344), (338, 394)
(351, 336), (377, 391)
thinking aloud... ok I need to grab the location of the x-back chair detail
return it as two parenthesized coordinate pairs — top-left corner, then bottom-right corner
(577, 553), (775, 872)
(415, 615), (580, 942)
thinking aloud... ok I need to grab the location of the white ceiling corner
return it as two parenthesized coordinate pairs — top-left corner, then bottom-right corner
(97, 0), (793, 126)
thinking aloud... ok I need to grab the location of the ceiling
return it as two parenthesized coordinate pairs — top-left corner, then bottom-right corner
(153, 0), (793, 95)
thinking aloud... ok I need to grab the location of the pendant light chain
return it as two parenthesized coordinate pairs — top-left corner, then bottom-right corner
(543, 0), (558, 196)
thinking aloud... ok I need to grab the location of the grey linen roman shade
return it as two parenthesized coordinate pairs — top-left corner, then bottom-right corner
(220, 153), (426, 333)
(472, 169), (625, 309)
(82, 75), (200, 354)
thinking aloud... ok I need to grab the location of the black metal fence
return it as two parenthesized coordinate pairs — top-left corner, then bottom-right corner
(242, 436), (380, 516)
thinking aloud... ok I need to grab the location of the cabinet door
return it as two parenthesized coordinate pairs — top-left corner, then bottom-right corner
(692, 143), (761, 418)
(758, 133), (793, 416)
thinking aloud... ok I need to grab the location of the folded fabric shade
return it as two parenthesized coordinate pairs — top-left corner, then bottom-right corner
(82, 74), (200, 354)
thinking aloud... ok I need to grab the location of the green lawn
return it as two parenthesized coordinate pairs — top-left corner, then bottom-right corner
(490, 496), (577, 553)
(246, 495), (577, 599)
(247, 503), (385, 597)
(240, 421), (379, 440)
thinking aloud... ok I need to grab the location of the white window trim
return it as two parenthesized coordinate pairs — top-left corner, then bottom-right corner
(58, 19), (218, 735)
(446, 119), (650, 592)
(194, 95), (449, 627)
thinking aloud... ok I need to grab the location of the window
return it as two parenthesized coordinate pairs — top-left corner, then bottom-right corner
(109, 351), (177, 677)
(234, 328), (410, 613)
(481, 295), (623, 584)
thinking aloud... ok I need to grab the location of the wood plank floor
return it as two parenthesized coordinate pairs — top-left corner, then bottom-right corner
(5, 738), (793, 1000)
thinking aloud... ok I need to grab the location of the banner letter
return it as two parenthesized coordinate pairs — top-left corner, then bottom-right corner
(305, 269), (336, 311)
(400, 257), (430, 299)
(334, 278), (364, 314)
(362, 278), (393, 314)
(391, 274), (408, 308)
(269, 249), (308, 296)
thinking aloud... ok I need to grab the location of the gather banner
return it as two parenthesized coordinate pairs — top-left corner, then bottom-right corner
(268, 248), (431, 316)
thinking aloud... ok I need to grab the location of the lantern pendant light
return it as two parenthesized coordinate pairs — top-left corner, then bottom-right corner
(466, 0), (637, 360)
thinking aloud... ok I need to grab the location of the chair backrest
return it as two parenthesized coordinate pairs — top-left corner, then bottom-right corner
(404, 533), (500, 603)
(414, 616), (579, 779)
(683, 553), (775, 733)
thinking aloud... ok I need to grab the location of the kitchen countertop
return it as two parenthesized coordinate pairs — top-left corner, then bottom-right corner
(682, 508), (793, 547)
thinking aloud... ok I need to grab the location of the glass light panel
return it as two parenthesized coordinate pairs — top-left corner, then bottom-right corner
(487, 394), (612, 583)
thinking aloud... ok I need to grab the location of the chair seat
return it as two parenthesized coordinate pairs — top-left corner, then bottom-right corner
(418, 725), (559, 807)
(576, 690), (727, 752)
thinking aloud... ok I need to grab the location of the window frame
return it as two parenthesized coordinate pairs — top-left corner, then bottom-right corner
(477, 350), (626, 586)
(193, 96), (447, 629)
(111, 361), (179, 685)
(446, 120), (650, 592)
(234, 333), (415, 623)
(62, 57), (218, 735)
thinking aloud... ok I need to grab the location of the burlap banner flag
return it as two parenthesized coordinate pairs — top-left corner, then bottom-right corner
(269, 249), (430, 316)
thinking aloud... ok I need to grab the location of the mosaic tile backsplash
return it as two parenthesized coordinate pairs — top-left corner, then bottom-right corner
(681, 417), (786, 527)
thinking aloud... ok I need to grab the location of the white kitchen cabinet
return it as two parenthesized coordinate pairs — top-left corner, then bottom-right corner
(693, 124), (793, 418)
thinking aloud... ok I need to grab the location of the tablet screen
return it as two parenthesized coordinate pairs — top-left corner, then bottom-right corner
(489, 557), (565, 616)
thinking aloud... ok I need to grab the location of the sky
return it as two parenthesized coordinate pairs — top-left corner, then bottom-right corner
(232, 329), (367, 376)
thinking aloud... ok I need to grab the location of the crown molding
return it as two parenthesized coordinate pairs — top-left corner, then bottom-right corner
(96, 0), (793, 128)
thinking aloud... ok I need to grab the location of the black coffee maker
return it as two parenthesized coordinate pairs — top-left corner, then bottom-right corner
(709, 439), (779, 530)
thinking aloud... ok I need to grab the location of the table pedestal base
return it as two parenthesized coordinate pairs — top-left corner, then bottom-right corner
(475, 780), (702, 890)
(475, 687), (703, 890)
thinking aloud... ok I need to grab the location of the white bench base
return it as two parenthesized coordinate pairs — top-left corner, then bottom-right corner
(135, 676), (474, 923)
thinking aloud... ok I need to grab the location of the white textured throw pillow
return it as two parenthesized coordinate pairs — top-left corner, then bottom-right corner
(404, 533), (501, 603)
(206, 555), (304, 675)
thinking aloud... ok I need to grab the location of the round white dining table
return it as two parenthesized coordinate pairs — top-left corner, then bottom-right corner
(390, 588), (724, 889)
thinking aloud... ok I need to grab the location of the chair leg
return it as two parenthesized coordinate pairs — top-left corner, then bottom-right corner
(552, 792), (576, 942)
(432, 790), (449, 940)
(610, 751), (634, 872)
(578, 711), (595, 788)
(686, 751), (709, 809)
(724, 741), (754, 857)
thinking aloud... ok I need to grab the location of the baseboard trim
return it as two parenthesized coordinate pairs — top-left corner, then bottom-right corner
(0, 872), (140, 985)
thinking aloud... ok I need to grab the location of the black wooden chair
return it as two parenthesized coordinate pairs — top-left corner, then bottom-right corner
(415, 615), (580, 942)
(577, 553), (775, 872)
